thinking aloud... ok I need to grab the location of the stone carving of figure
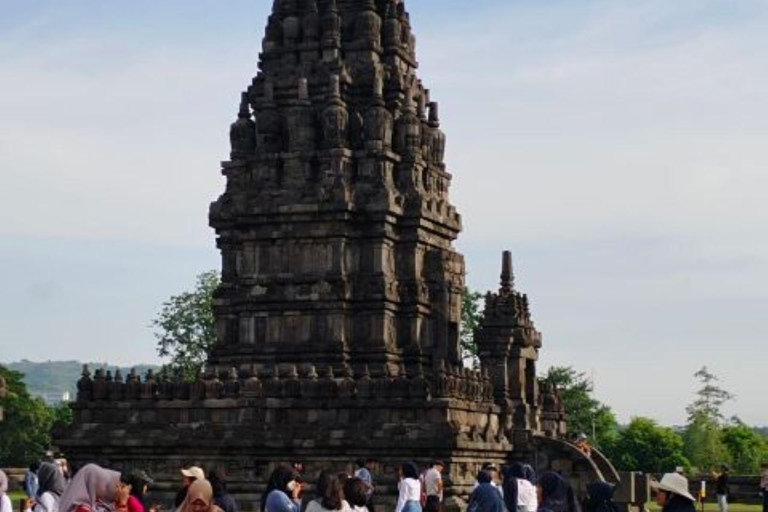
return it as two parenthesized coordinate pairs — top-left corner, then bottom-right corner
(230, 92), (257, 158)
(321, 74), (348, 148)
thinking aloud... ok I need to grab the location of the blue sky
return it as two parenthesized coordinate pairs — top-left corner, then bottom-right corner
(1, 0), (767, 426)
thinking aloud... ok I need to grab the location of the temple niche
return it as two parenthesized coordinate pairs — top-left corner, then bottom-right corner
(57, 1), (622, 510)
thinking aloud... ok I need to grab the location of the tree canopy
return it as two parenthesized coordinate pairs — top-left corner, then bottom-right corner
(460, 287), (483, 367)
(0, 365), (70, 466)
(609, 417), (690, 473)
(153, 270), (220, 380)
(542, 366), (618, 450)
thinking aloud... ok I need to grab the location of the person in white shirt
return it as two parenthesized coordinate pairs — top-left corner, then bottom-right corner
(24, 462), (65, 512)
(395, 463), (422, 512)
(501, 463), (537, 512)
(423, 461), (445, 512)
(1, 470), (14, 512)
(305, 472), (351, 512)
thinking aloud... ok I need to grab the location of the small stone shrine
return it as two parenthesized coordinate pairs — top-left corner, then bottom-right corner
(57, 0), (620, 509)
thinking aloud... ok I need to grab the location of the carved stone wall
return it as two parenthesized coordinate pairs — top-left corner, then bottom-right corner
(209, 0), (464, 378)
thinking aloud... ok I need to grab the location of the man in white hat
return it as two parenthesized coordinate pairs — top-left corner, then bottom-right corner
(651, 473), (696, 512)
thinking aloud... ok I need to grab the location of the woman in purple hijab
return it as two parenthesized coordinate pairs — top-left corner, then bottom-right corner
(58, 465), (121, 512)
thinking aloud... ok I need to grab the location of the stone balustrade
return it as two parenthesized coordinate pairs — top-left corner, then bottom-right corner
(75, 362), (494, 405)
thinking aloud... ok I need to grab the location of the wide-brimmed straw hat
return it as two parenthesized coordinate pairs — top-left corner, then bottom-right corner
(651, 473), (695, 502)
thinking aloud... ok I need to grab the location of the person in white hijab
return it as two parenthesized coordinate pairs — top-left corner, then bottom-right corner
(25, 462), (66, 512)
(57, 465), (121, 512)
(1, 470), (13, 512)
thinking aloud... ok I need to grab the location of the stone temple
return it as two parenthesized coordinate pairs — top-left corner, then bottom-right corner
(57, 0), (626, 509)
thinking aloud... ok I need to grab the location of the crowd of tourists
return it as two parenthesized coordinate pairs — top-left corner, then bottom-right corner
(3, 457), (766, 512)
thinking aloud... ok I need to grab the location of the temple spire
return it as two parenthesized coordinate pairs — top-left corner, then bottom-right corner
(500, 250), (514, 293)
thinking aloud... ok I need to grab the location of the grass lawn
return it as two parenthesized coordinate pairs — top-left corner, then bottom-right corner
(647, 503), (763, 512)
(8, 491), (27, 511)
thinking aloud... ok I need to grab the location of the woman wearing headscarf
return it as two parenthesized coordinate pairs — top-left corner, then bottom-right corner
(305, 471), (350, 512)
(502, 464), (536, 512)
(651, 473), (696, 512)
(207, 470), (237, 512)
(467, 471), (505, 512)
(24, 462), (66, 512)
(394, 462), (421, 512)
(585, 483), (619, 512)
(176, 480), (223, 512)
(57, 464), (121, 512)
(537, 472), (568, 512)
(1, 470), (13, 512)
(261, 466), (301, 512)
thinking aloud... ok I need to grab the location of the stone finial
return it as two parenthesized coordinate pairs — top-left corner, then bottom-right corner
(428, 102), (440, 127)
(114, 369), (123, 383)
(298, 77), (309, 102)
(328, 74), (342, 103)
(307, 364), (319, 380)
(81, 364), (91, 379)
(417, 91), (427, 121)
(105, 370), (114, 382)
(500, 250), (514, 293)
(145, 369), (155, 382)
(325, 365), (335, 380)
(228, 367), (239, 381)
(373, 71), (385, 103)
(273, 364), (281, 380)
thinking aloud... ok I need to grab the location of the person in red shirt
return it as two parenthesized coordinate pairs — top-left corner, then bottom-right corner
(120, 470), (154, 512)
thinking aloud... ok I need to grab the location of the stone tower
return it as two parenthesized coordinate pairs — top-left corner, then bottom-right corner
(57, 1), (620, 509)
(208, 0), (463, 377)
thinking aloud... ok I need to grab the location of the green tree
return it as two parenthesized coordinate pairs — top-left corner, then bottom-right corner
(542, 366), (618, 450)
(686, 366), (734, 423)
(460, 287), (483, 366)
(721, 419), (768, 474)
(0, 365), (62, 466)
(684, 413), (728, 472)
(683, 366), (733, 471)
(153, 270), (220, 380)
(610, 417), (690, 473)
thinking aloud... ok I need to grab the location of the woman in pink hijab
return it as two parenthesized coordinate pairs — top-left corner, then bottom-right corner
(58, 465), (122, 512)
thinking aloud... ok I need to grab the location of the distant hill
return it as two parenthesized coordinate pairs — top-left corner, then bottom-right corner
(4, 360), (161, 402)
